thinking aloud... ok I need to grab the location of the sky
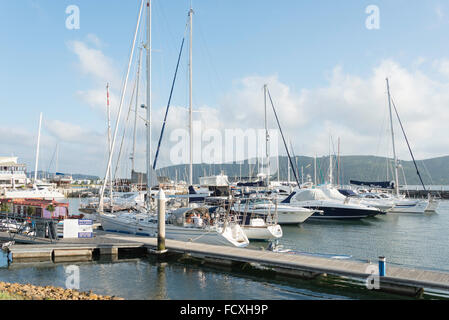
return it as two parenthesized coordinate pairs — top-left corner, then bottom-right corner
(1, 0), (449, 178)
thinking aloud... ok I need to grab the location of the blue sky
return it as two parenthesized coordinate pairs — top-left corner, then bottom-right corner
(1, 1), (449, 177)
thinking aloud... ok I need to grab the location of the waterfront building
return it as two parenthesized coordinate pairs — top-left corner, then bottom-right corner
(0, 198), (70, 220)
(0, 157), (27, 188)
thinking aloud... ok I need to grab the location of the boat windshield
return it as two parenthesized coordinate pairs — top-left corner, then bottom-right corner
(294, 189), (329, 201)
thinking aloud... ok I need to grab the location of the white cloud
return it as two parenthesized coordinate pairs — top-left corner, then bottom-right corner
(86, 33), (103, 48)
(68, 40), (119, 84)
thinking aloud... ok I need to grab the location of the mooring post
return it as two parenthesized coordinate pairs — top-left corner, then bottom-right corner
(157, 189), (166, 252)
(379, 256), (386, 276)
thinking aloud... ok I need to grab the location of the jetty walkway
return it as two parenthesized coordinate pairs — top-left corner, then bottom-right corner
(2, 230), (449, 298)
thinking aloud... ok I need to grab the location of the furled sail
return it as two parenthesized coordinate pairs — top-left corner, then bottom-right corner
(349, 180), (394, 189)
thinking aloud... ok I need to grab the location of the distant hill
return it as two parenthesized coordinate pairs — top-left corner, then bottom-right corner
(27, 171), (100, 181)
(155, 155), (449, 186)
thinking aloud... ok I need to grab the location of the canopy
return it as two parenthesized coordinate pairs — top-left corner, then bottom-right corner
(350, 180), (394, 189)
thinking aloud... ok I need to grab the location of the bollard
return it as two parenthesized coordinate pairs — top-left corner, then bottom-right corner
(378, 256), (386, 276)
(157, 189), (166, 252)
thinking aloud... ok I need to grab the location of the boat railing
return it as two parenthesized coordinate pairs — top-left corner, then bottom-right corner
(0, 212), (59, 243)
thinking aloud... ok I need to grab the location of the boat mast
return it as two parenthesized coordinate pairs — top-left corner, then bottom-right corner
(107, 83), (113, 211)
(264, 84), (270, 188)
(188, 7), (194, 186)
(386, 78), (400, 196)
(132, 46), (143, 173)
(146, 0), (152, 210)
(34, 112), (43, 184)
(337, 137), (341, 187)
(99, 0), (144, 213)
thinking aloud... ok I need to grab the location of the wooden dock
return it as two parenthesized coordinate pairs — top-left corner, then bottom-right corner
(4, 231), (449, 298)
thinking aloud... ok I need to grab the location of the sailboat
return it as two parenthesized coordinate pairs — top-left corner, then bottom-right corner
(5, 113), (65, 201)
(97, 1), (249, 248)
(381, 78), (438, 214)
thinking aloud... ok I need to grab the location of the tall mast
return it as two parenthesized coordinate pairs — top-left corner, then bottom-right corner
(146, 0), (152, 209)
(34, 112), (43, 183)
(99, 0), (144, 213)
(188, 7), (194, 186)
(329, 154), (333, 185)
(386, 78), (399, 196)
(132, 46), (143, 172)
(55, 143), (59, 175)
(106, 83), (113, 210)
(337, 137), (340, 186)
(314, 155), (317, 185)
(264, 84), (270, 187)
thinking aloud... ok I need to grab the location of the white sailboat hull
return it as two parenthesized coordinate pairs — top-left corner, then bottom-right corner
(98, 213), (249, 248)
(242, 224), (282, 241)
(389, 199), (434, 214)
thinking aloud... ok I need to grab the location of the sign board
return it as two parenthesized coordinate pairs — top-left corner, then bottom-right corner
(62, 219), (93, 238)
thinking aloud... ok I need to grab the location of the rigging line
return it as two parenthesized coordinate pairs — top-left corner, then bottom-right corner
(196, 16), (224, 97)
(289, 141), (299, 183)
(46, 143), (58, 175)
(113, 72), (139, 180)
(153, 26), (188, 171)
(99, 0), (145, 211)
(390, 96), (427, 192)
(266, 87), (301, 187)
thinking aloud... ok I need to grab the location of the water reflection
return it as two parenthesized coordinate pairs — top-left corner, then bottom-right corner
(149, 263), (168, 300)
(0, 251), (9, 268)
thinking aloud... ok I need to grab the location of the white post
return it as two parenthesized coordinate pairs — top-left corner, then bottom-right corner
(157, 189), (166, 252)
(34, 112), (43, 184)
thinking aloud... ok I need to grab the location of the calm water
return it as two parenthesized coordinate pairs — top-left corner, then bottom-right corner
(1, 198), (449, 300)
(270, 201), (449, 273)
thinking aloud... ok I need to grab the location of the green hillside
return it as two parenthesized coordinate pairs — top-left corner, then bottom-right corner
(156, 155), (449, 186)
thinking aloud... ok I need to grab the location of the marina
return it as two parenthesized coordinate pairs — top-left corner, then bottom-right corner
(1, 199), (449, 300)
(2, 0), (449, 304)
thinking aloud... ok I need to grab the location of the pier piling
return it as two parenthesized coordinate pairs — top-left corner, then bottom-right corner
(156, 189), (167, 254)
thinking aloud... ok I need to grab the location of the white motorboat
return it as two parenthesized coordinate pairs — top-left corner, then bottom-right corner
(340, 188), (438, 214)
(4, 185), (65, 201)
(232, 198), (315, 225)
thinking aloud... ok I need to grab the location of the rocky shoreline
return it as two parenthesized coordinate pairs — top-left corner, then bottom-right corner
(0, 281), (124, 300)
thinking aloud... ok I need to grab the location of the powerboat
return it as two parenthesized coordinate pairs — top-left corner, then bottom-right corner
(280, 187), (382, 220)
(232, 198), (316, 225)
(4, 185), (65, 201)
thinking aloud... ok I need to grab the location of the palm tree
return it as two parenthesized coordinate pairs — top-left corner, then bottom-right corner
(46, 204), (56, 218)
(1, 202), (11, 213)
